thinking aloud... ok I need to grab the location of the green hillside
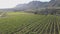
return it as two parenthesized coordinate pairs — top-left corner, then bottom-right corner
(0, 12), (60, 34)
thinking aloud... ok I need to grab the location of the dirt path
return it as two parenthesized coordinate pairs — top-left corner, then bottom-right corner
(0, 12), (6, 17)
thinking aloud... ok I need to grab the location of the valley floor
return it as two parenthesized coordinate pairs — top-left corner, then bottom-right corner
(0, 12), (60, 34)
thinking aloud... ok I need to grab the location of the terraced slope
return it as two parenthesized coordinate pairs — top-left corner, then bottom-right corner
(13, 15), (60, 34)
(0, 12), (60, 34)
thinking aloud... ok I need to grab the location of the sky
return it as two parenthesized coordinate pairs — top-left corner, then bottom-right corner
(0, 0), (50, 9)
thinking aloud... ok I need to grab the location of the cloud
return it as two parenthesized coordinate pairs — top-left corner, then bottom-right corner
(0, 0), (50, 9)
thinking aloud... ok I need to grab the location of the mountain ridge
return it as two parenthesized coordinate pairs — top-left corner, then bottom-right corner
(14, 1), (49, 11)
(0, 0), (60, 11)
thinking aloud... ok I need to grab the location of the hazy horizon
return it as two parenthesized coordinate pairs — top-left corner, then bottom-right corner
(0, 0), (50, 9)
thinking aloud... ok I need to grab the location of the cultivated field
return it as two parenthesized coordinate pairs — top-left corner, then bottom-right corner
(0, 12), (60, 34)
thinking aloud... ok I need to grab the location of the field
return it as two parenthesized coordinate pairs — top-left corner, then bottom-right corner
(0, 12), (60, 34)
